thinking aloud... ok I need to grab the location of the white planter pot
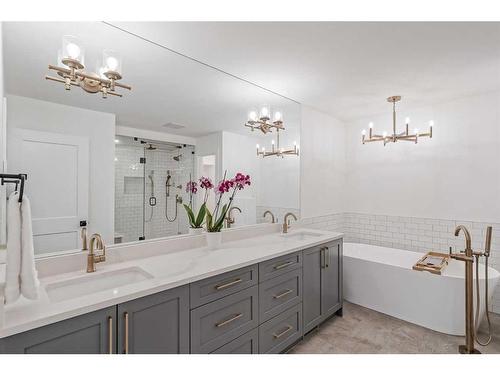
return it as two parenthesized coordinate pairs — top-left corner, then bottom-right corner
(188, 227), (203, 235)
(206, 232), (222, 249)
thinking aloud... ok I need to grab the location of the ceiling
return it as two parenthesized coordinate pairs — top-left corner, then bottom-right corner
(112, 22), (500, 122)
(2, 22), (300, 138)
(3, 22), (500, 131)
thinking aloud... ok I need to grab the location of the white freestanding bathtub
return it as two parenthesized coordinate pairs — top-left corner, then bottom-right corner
(343, 242), (500, 335)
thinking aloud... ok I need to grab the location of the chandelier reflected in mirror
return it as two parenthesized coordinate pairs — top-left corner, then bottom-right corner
(45, 35), (132, 98)
(245, 106), (299, 158)
(361, 96), (433, 146)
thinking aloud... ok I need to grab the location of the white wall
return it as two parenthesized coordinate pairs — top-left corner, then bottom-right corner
(0, 22), (5, 247)
(345, 91), (500, 223)
(300, 105), (346, 219)
(195, 132), (223, 183)
(221, 131), (259, 225)
(5, 95), (116, 244)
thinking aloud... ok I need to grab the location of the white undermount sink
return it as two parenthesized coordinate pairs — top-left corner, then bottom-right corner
(45, 267), (153, 303)
(282, 231), (324, 241)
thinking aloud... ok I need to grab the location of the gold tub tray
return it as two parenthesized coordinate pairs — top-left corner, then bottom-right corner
(412, 251), (450, 275)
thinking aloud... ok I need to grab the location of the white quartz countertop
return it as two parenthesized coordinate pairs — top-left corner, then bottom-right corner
(0, 226), (343, 338)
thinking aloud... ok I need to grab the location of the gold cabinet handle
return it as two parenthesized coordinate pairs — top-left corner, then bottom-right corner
(273, 289), (294, 299)
(215, 278), (243, 290)
(273, 325), (293, 339)
(108, 316), (113, 354)
(274, 260), (294, 270)
(215, 313), (243, 328)
(124, 312), (129, 354)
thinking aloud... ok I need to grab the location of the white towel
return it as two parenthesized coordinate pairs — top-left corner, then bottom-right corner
(4, 192), (39, 304)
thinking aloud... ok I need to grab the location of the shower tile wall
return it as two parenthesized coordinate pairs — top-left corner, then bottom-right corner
(114, 145), (144, 243)
(114, 144), (194, 243)
(143, 145), (194, 240)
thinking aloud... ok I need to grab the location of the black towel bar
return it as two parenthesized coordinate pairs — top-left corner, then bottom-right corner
(0, 173), (28, 202)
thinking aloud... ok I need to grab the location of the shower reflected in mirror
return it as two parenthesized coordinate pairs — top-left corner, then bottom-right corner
(114, 136), (194, 243)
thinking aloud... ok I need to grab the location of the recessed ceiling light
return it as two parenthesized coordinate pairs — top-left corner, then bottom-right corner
(114, 139), (120, 143)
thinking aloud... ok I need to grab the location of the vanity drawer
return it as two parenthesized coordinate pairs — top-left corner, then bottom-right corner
(190, 265), (258, 308)
(259, 251), (302, 281)
(259, 268), (302, 323)
(190, 285), (258, 353)
(210, 328), (259, 354)
(259, 303), (302, 354)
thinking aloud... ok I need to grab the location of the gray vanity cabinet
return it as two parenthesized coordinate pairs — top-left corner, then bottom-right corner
(117, 285), (189, 354)
(0, 307), (116, 354)
(303, 239), (343, 334)
(321, 240), (342, 317)
(0, 238), (343, 355)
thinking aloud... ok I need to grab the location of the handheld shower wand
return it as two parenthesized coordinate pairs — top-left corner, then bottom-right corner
(166, 171), (172, 198)
(165, 171), (181, 222)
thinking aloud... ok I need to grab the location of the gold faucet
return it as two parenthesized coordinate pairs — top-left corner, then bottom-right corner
(225, 206), (242, 228)
(282, 212), (298, 233)
(87, 233), (106, 273)
(81, 226), (88, 251)
(263, 210), (275, 223)
(448, 225), (486, 354)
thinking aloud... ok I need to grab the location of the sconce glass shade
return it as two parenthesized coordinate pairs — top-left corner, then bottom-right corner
(57, 50), (65, 68)
(273, 110), (283, 123)
(259, 105), (271, 120)
(103, 50), (122, 76)
(61, 35), (84, 65)
(97, 64), (107, 79)
(248, 109), (258, 123)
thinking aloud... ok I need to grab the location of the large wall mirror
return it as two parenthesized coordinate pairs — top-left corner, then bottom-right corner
(0, 22), (301, 258)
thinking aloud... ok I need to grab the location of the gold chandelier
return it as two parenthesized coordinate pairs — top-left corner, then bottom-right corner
(245, 106), (299, 158)
(45, 35), (131, 98)
(362, 96), (433, 146)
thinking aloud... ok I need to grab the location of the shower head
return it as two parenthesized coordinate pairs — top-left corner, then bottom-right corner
(173, 155), (181, 161)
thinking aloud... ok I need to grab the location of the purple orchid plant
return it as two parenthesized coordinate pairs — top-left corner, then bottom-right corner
(183, 176), (214, 229)
(206, 171), (251, 233)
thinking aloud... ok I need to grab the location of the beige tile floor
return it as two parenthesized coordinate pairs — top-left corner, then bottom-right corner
(290, 302), (500, 354)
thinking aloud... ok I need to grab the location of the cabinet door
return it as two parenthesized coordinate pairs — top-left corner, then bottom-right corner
(117, 285), (189, 354)
(302, 246), (323, 334)
(210, 328), (259, 354)
(0, 307), (116, 354)
(321, 240), (342, 318)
